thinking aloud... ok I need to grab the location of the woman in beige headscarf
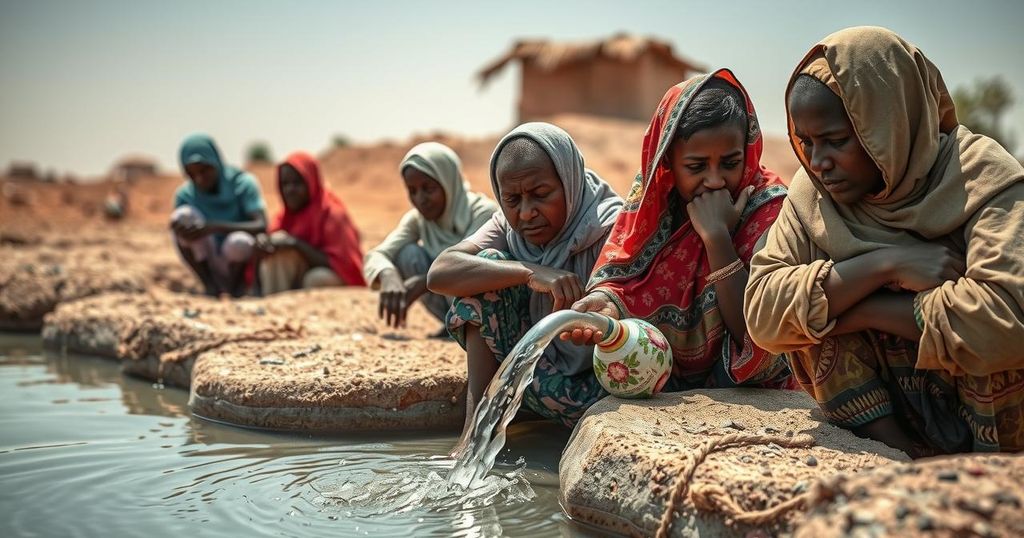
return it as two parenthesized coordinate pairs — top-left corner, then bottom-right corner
(745, 26), (1024, 456)
(363, 142), (498, 334)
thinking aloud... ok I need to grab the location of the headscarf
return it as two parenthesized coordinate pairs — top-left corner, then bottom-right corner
(588, 70), (791, 387)
(781, 26), (1024, 375)
(175, 133), (265, 223)
(399, 142), (498, 259)
(490, 122), (623, 375)
(785, 26), (1022, 259)
(270, 151), (366, 286)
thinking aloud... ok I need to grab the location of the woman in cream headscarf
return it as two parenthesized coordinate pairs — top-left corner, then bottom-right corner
(745, 26), (1024, 456)
(428, 122), (623, 429)
(363, 142), (497, 333)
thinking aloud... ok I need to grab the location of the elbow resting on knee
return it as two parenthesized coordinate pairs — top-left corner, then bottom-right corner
(425, 257), (447, 295)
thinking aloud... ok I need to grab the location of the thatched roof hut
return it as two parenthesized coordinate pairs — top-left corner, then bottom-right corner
(478, 33), (705, 122)
(112, 155), (158, 182)
(6, 161), (39, 181)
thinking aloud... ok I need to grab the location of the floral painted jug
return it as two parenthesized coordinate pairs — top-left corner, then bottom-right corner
(592, 317), (671, 398)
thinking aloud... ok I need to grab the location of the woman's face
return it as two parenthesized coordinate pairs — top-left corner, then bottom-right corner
(278, 164), (309, 212)
(667, 124), (746, 202)
(185, 162), (218, 193)
(788, 76), (884, 205)
(494, 138), (567, 247)
(402, 167), (446, 222)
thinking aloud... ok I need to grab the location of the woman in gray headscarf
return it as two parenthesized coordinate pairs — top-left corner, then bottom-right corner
(428, 122), (623, 428)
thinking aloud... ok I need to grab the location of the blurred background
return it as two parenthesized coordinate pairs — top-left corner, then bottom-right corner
(2, 0), (1021, 180)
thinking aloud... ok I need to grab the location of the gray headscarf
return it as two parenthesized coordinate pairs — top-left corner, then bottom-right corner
(489, 122), (623, 375)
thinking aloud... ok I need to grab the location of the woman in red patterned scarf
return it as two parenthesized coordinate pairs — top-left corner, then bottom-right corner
(564, 70), (795, 391)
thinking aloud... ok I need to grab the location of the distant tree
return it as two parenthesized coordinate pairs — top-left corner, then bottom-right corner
(331, 134), (351, 148)
(953, 76), (1016, 152)
(246, 142), (273, 164)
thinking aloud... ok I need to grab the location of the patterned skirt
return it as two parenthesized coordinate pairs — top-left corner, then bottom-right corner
(787, 330), (1024, 453)
(445, 250), (607, 427)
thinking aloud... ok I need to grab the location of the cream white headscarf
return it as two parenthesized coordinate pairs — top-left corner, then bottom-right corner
(400, 142), (497, 259)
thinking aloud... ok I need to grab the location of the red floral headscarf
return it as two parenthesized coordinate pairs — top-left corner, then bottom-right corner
(588, 69), (792, 388)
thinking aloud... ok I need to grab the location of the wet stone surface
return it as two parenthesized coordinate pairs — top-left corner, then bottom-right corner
(41, 287), (466, 432)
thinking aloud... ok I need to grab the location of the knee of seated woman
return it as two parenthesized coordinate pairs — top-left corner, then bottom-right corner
(170, 205), (204, 227)
(394, 243), (433, 278)
(477, 248), (513, 261)
(222, 232), (256, 263)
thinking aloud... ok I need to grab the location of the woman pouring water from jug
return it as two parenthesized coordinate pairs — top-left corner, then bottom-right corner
(427, 122), (623, 430)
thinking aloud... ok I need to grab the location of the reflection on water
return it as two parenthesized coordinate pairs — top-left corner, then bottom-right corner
(0, 334), (595, 538)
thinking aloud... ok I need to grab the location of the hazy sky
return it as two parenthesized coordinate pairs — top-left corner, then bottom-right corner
(1, 0), (1022, 177)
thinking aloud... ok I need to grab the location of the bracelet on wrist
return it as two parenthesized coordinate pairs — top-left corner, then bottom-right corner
(706, 259), (745, 286)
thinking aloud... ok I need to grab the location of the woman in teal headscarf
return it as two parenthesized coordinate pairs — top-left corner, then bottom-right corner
(171, 133), (268, 297)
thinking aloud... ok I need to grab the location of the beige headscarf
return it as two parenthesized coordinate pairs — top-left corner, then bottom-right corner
(751, 26), (1024, 376)
(785, 26), (1023, 258)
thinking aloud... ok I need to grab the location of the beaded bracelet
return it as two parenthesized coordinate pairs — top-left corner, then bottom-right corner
(706, 259), (745, 286)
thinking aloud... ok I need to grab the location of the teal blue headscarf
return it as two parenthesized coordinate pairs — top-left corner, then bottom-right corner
(174, 133), (266, 223)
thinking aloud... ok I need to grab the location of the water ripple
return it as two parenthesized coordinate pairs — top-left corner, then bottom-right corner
(0, 338), (580, 538)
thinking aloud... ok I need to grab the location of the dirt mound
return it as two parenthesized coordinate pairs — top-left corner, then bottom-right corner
(2, 114), (800, 249)
(1, 231), (196, 331)
(794, 454), (1024, 537)
(560, 389), (908, 537)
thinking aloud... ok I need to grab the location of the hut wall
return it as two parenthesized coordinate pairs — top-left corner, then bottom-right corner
(517, 56), (692, 122)
(519, 62), (592, 121)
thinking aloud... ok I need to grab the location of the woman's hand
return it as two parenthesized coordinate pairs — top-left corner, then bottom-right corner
(558, 291), (620, 345)
(526, 265), (584, 311)
(254, 233), (274, 255)
(686, 186), (753, 243)
(173, 220), (211, 241)
(378, 268), (408, 328)
(885, 244), (966, 292)
(268, 230), (297, 249)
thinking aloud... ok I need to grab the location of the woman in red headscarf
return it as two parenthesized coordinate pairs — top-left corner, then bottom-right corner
(564, 70), (794, 391)
(257, 151), (366, 294)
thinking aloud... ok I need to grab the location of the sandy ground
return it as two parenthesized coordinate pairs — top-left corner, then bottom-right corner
(0, 114), (801, 248)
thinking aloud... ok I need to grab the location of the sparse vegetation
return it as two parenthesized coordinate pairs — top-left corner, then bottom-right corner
(332, 134), (351, 148)
(954, 76), (1016, 153)
(246, 142), (273, 164)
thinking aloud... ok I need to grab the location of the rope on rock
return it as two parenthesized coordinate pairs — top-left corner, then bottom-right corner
(655, 433), (816, 538)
